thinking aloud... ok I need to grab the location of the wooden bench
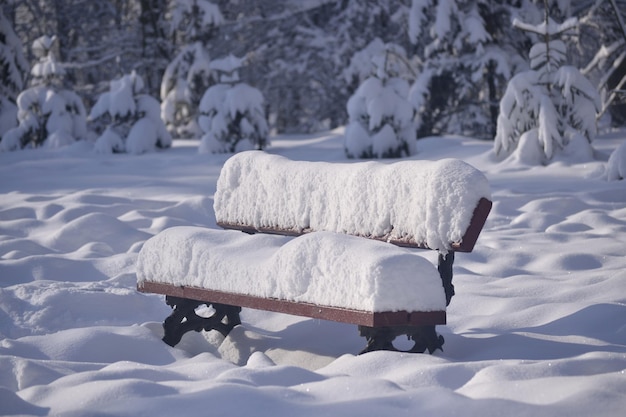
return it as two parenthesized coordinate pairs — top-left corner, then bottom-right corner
(137, 151), (492, 354)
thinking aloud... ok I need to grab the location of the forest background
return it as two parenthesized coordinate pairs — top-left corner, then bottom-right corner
(1, 0), (625, 143)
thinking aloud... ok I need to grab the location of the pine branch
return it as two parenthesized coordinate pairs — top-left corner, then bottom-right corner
(609, 0), (626, 44)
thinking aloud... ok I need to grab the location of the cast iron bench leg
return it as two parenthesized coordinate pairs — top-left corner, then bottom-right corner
(438, 251), (455, 306)
(408, 325), (445, 354)
(358, 325), (444, 354)
(162, 296), (242, 347)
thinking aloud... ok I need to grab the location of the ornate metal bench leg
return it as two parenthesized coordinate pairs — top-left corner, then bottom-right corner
(438, 251), (455, 306)
(407, 325), (445, 354)
(162, 296), (242, 347)
(206, 303), (242, 337)
(358, 326), (397, 354)
(162, 296), (203, 346)
(358, 325), (445, 355)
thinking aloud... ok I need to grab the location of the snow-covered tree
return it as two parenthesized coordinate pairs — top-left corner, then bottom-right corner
(89, 70), (172, 154)
(161, 42), (215, 138)
(170, 0), (223, 44)
(408, 0), (529, 139)
(1, 35), (87, 151)
(161, 0), (223, 138)
(137, 0), (171, 94)
(228, 0), (409, 134)
(344, 38), (416, 88)
(5, 0), (623, 139)
(5, 0), (174, 104)
(579, 0), (626, 126)
(345, 48), (416, 159)
(494, 14), (601, 164)
(30, 34), (66, 84)
(0, 9), (28, 138)
(198, 55), (268, 154)
(607, 140), (626, 181)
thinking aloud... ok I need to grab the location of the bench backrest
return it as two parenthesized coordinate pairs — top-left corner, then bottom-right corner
(215, 151), (492, 253)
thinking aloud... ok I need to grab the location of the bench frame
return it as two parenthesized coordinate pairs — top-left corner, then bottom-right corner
(137, 197), (492, 354)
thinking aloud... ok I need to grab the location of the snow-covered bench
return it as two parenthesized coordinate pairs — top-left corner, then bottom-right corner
(137, 151), (492, 354)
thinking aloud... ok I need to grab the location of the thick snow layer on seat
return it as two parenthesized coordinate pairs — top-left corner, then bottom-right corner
(136, 227), (446, 312)
(214, 151), (491, 251)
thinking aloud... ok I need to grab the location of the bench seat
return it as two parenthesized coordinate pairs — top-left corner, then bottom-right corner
(137, 228), (447, 316)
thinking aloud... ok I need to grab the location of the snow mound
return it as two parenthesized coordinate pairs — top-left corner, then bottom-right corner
(45, 212), (150, 253)
(215, 151), (491, 251)
(136, 227), (446, 312)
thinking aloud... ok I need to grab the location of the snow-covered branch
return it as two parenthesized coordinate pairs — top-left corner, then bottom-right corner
(512, 17), (578, 37)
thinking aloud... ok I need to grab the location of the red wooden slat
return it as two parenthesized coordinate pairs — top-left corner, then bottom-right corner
(453, 197), (493, 252)
(138, 281), (446, 327)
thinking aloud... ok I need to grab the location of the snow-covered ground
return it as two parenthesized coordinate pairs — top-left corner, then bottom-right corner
(1, 130), (625, 416)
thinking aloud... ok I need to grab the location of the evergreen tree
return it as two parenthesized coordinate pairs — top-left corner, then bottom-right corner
(5, 1), (148, 102)
(0, 8), (28, 137)
(408, 0), (530, 139)
(345, 48), (416, 158)
(198, 55), (268, 153)
(325, 0), (409, 129)
(90, 70), (172, 154)
(343, 38), (416, 90)
(579, 0), (626, 126)
(218, 0), (409, 134)
(607, 140), (626, 181)
(5, 0), (624, 140)
(248, 12), (342, 133)
(494, 12), (601, 164)
(161, 0), (223, 138)
(138, 0), (171, 94)
(1, 35), (87, 151)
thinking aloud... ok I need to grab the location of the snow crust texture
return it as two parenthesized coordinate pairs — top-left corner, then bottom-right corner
(215, 151), (491, 252)
(137, 227), (446, 312)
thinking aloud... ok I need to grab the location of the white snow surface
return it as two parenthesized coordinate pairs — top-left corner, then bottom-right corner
(137, 227), (446, 312)
(1, 130), (626, 416)
(215, 151), (490, 251)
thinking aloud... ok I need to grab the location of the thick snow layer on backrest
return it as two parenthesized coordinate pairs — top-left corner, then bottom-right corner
(136, 227), (446, 312)
(215, 151), (491, 251)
